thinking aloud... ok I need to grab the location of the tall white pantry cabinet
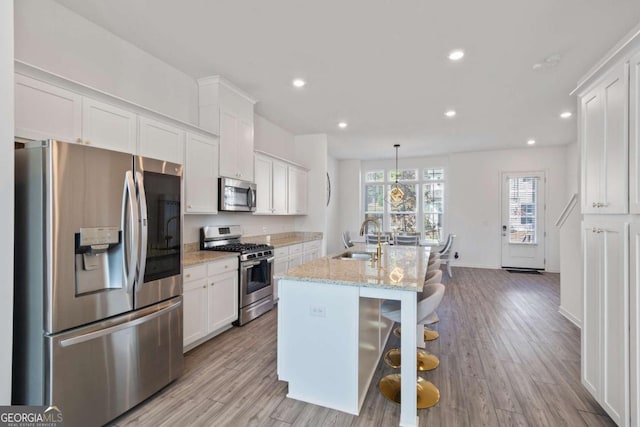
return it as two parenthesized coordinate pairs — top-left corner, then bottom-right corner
(578, 36), (640, 427)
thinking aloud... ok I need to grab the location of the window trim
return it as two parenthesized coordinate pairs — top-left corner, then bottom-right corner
(362, 166), (447, 242)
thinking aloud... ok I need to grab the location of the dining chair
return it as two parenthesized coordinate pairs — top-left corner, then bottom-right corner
(395, 234), (419, 246)
(439, 234), (456, 277)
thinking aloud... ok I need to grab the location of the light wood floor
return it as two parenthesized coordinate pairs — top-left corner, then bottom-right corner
(111, 267), (615, 427)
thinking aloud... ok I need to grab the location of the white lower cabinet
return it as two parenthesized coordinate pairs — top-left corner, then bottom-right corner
(273, 240), (322, 302)
(183, 257), (239, 350)
(582, 217), (629, 426)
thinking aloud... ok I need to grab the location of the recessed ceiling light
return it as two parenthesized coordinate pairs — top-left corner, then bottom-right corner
(527, 139), (536, 145)
(444, 110), (457, 118)
(338, 122), (348, 129)
(292, 78), (306, 88)
(448, 50), (465, 61)
(560, 111), (572, 119)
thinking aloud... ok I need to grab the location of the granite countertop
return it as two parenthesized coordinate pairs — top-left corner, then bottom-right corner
(276, 243), (430, 292)
(182, 242), (238, 267)
(182, 232), (322, 267)
(242, 231), (323, 248)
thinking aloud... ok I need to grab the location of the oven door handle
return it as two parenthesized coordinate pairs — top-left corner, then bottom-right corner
(241, 257), (275, 269)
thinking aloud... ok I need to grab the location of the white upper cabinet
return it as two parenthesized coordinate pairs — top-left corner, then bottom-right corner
(15, 74), (82, 143)
(219, 109), (254, 181)
(185, 132), (219, 214)
(580, 62), (629, 214)
(138, 116), (185, 164)
(198, 76), (257, 182)
(630, 52), (640, 213)
(254, 153), (292, 215)
(254, 154), (274, 214)
(288, 166), (308, 215)
(273, 160), (289, 214)
(81, 98), (137, 153)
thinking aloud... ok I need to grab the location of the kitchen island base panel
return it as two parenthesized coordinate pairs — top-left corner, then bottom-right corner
(278, 279), (418, 426)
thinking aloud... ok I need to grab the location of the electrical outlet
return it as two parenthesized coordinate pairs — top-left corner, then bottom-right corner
(310, 305), (326, 317)
(454, 252), (459, 259)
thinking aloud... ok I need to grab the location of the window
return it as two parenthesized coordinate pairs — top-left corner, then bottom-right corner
(423, 168), (445, 241)
(363, 166), (446, 241)
(508, 177), (538, 243)
(364, 170), (384, 233)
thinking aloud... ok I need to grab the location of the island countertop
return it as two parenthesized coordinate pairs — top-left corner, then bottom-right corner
(276, 243), (430, 292)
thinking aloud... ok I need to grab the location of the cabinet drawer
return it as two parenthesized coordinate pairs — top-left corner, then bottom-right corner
(208, 257), (239, 276)
(184, 264), (207, 282)
(275, 246), (290, 258)
(303, 239), (321, 252)
(289, 244), (304, 255)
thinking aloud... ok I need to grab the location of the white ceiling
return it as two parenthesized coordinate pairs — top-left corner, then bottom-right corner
(54, 0), (640, 160)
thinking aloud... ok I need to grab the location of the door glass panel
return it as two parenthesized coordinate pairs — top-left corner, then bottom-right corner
(143, 171), (181, 282)
(508, 177), (538, 244)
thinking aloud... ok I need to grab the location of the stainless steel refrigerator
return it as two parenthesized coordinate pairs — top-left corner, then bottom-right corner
(13, 140), (184, 427)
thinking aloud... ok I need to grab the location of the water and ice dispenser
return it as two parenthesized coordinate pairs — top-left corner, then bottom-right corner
(74, 227), (123, 295)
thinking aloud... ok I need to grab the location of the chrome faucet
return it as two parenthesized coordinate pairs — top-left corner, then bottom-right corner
(360, 218), (383, 263)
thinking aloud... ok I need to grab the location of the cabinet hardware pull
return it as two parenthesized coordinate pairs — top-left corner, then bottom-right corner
(592, 202), (597, 208)
(186, 274), (191, 278)
(85, 140), (91, 145)
(202, 285), (206, 289)
(76, 137), (82, 143)
(210, 283), (214, 287)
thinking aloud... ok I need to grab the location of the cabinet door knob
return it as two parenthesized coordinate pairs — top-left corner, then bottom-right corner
(592, 202), (597, 208)
(210, 283), (214, 287)
(202, 285), (206, 289)
(186, 273), (191, 278)
(76, 137), (83, 143)
(85, 140), (91, 145)
(188, 204), (193, 209)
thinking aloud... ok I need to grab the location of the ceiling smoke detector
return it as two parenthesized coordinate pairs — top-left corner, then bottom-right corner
(533, 53), (562, 70)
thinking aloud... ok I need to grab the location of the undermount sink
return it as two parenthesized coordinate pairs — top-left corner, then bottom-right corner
(333, 251), (375, 261)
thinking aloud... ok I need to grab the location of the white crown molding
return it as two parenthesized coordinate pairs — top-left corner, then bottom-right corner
(572, 21), (640, 96)
(197, 75), (257, 105)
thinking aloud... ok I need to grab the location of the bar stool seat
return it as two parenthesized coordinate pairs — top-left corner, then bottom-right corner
(379, 283), (445, 408)
(393, 269), (443, 341)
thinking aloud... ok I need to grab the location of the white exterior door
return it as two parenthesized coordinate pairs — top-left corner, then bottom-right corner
(501, 171), (546, 269)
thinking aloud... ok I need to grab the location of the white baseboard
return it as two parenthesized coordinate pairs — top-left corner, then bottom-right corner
(558, 306), (582, 329)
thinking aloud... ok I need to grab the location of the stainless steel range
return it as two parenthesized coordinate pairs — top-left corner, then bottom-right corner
(200, 225), (274, 325)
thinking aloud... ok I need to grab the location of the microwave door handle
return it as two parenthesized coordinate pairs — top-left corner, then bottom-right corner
(122, 171), (139, 293)
(135, 171), (148, 283)
(246, 187), (254, 208)
(251, 187), (257, 208)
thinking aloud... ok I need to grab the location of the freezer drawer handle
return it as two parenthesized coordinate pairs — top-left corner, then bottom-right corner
(59, 300), (181, 348)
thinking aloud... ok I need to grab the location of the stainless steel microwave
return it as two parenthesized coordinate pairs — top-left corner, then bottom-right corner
(219, 177), (257, 212)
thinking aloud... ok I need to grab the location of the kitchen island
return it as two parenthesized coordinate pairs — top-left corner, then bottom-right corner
(276, 244), (430, 427)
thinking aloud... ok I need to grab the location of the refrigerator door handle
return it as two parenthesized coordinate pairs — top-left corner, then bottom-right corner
(59, 298), (182, 348)
(135, 171), (148, 284)
(123, 171), (139, 293)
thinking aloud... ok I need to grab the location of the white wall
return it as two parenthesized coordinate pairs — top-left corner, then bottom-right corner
(352, 146), (568, 271)
(326, 155), (341, 254)
(294, 134), (328, 254)
(338, 160), (363, 239)
(559, 141), (582, 327)
(14, 0), (198, 124)
(1, 0), (14, 404)
(448, 146), (566, 271)
(254, 114), (295, 159)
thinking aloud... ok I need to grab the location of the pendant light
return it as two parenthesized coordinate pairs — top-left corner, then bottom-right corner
(389, 144), (404, 204)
